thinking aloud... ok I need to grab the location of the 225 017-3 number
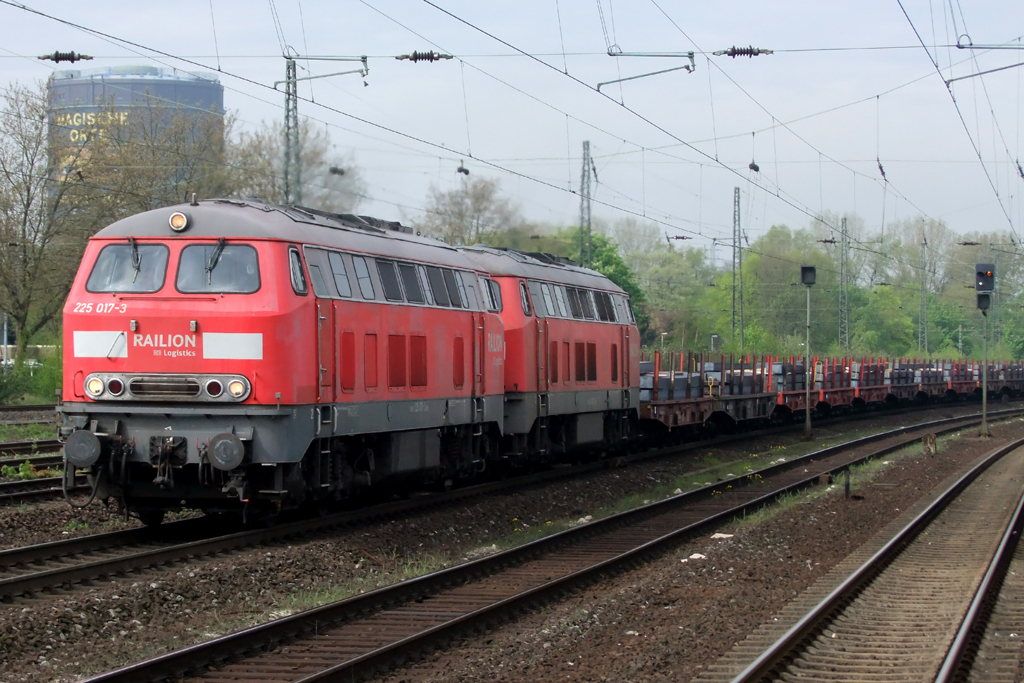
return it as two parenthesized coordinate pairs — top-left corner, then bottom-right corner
(73, 302), (127, 314)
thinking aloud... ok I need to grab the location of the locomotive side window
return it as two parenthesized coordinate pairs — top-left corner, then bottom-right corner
(519, 281), (532, 316)
(399, 264), (425, 303)
(177, 243), (261, 294)
(594, 290), (610, 321)
(540, 284), (556, 318)
(307, 265), (330, 298)
(553, 286), (570, 318)
(86, 243), (169, 293)
(458, 272), (478, 309)
(416, 266), (435, 305)
(327, 252), (353, 297)
(352, 256), (375, 299)
(579, 289), (596, 320)
(489, 280), (503, 311)
(603, 293), (619, 322)
(565, 288), (583, 319)
(528, 282), (546, 316)
(625, 299), (636, 323)
(480, 278), (497, 311)
(377, 261), (404, 302)
(285, 247), (306, 295)
(425, 267), (450, 307)
(442, 269), (463, 308)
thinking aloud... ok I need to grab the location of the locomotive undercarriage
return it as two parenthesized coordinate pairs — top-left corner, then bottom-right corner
(60, 397), (637, 524)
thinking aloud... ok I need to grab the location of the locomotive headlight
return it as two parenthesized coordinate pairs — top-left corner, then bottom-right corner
(86, 377), (105, 397)
(227, 380), (247, 398)
(168, 211), (190, 232)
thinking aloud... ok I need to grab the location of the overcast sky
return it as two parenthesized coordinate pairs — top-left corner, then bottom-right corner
(2, 0), (1021, 256)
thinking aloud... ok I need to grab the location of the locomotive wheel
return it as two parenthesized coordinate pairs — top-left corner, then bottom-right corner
(137, 510), (165, 527)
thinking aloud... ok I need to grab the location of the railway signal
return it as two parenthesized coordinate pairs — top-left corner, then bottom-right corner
(801, 266), (816, 440)
(975, 263), (994, 437)
(976, 263), (995, 292)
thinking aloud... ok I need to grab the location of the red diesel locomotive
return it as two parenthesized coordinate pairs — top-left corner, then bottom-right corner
(59, 199), (640, 523)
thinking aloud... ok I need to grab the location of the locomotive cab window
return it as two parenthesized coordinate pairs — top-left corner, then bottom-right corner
(86, 242), (169, 293)
(177, 243), (261, 294)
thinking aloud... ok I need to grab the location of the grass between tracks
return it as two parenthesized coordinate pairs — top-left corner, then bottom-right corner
(0, 422), (55, 444)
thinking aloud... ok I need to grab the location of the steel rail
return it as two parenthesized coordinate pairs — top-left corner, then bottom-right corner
(0, 404), (55, 414)
(0, 474), (86, 505)
(726, 437), (1024, 683)
(933, 466), (1024, 682)
(78, 412), (1020, 683)
(0, 438), (60, 456)
(1, 407), (1016, 603)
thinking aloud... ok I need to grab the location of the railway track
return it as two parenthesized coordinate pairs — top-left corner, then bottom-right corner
(0, 438), (60, 456)
(698, 437), (1024, 683)
(73, 410), (1022, 682)
(0, 403), (55, 414)
(1, 407), (1014, 607)
(0, 473), (86, 505)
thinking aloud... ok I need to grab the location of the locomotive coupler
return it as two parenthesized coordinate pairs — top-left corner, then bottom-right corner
(149, 436), (187, 489)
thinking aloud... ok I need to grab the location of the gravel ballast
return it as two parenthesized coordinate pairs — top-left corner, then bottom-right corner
(0, 410), (1019, 682)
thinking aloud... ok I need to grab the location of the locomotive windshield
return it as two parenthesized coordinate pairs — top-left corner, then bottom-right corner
(176, 243), (260, 293)
(85, 242), (169, 293)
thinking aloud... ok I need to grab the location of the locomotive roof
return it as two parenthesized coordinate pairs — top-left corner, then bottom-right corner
(92, 199), (484, 271)
(459, 246), (625, 294)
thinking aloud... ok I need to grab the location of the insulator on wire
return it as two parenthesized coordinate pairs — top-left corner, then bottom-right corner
(396, 51), (454, 63)
(38, 51), (92, 63)
(713, 45), (773, 58)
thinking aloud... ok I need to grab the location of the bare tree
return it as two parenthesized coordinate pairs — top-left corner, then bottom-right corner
(0, 82), (102, 360)
(228, 119), (365, 213)
(80, 94), (233, 221)
(417, 177), (518, 245)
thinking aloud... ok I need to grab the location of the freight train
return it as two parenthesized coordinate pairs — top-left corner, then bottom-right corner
(57, 199), (1024, 524)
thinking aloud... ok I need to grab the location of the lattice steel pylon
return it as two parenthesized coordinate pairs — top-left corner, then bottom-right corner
(283, 57), (301, 205)
(731, 187), (743, 350)
(578, 141), (593, 268)
(839, 217), (850, 351)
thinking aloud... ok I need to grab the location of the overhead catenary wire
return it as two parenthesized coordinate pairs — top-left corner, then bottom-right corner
(0, 0), (729, 242)
(896, 0), (1020, 242)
